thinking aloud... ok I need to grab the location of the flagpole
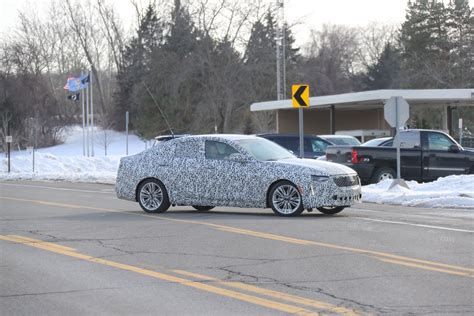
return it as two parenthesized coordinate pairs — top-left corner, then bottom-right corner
(90, 70), (94, 157)
(81, 75), (86, 156)
(86, 82), (90, 157)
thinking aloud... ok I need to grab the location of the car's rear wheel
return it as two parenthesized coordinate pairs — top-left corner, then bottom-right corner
(269, 181), (304, 217)
(371, 167), (395, 183)
(137, 179), (170, 213)
(192, 206), (214, 211)
(317, 206), (345, 215)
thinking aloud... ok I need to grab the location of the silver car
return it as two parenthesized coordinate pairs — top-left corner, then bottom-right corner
(115, 135), (361, 216)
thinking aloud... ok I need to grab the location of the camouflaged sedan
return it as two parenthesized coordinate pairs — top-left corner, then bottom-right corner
(115, 135), (362, 216)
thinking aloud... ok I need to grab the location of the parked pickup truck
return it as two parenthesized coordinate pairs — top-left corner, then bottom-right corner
(326, 129), (474, 184)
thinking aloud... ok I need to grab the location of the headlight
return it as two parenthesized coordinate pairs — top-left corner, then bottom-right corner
(311, 175), (329, 182)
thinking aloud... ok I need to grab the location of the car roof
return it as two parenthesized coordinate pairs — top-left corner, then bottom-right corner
(185, 134), (260, 141)
(258, 133), (323, 138)
(319, 135), (358, 138)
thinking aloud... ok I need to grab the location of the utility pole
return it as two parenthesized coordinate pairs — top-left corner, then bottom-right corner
(7, 120), (11, 173)
(276, 0), (286, 101)
(125, 111), (129, 156)
(90, 70), (94, 157)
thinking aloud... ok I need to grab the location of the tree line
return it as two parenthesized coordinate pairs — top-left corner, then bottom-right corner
(0, 0), (472, 151)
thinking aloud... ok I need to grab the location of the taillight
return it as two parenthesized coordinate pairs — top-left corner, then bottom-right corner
(351, 149), (359, 164)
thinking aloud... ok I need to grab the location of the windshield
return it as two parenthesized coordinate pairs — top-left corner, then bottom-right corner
(326, 137), (361, 146)
(235, 138), (296, 161)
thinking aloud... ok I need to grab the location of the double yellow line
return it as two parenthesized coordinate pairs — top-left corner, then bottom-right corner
(0, 235), (358, 315)
(1, 196), (473, 278)
(216, 226), (474, 278)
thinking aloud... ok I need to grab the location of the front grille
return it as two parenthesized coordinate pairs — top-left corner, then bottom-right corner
(333, 175), (360, 187)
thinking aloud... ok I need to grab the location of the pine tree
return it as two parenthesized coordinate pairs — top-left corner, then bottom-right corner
(447, 0), (473, 87)
(363, 42), (401, 90)
(113, 5), (163, 130)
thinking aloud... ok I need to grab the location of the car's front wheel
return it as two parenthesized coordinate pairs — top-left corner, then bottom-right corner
(137, 179), (170, 213)
(269, 181), (304, 217)
(192, 206), (215, 211)
(317, 206), (345, 215)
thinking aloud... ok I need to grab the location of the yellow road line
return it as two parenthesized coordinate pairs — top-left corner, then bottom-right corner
(1, 196), (473, 277)
(8, 235), (76, 252)
(0, 235), (320, 315)
(172, 270), (359, 316)
(215, 225), (474, 275)
(376, 258), (473, 277)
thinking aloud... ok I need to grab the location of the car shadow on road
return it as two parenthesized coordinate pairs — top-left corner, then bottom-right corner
(130, 208), (348, 220)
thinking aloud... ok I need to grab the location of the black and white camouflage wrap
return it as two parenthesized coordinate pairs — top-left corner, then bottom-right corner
(115, 135), (361, 209)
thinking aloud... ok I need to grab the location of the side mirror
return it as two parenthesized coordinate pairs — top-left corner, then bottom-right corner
(227, 153), (251, 163)
(448, 144), (460, 153)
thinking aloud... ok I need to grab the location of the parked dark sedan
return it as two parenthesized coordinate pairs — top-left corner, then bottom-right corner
(258, 133), (332, 158)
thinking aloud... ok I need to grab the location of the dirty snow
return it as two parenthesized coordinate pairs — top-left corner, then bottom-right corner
(362, 175), (474, 209)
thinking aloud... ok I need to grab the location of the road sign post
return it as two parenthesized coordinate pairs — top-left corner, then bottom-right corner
(125, 111), (129, 156)
(292, 84), (309, 158)
(6, 121), (11, 173)
(384, 96), (410, 189)
(27, 146), (34, 173)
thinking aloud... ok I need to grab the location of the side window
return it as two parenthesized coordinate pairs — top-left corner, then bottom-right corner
(427, 133), (454, 151)
(382, 140), (393, 147)
(309, 139), (329, 153)
(285, 138), (299, 152)
(397, 132), (420, 148)
(205, 141), (238, 160)
(175, 140), (201, 158)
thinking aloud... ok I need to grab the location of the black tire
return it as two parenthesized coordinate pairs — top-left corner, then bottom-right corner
(137, 179), (170, 213)
(371, 167), (396, 184)
(317, 206), (345, 215)
(268, 181), (304, 217)
(192, 206), (215, 211)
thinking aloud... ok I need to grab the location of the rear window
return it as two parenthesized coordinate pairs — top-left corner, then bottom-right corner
(395, 132), (420, 149)
(326, 137), (361, 146)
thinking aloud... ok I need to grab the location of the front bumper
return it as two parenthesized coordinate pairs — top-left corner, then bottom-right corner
(303, 175), (362, 208)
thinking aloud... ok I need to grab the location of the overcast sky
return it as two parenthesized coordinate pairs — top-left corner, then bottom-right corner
(0, 0), (409, 45)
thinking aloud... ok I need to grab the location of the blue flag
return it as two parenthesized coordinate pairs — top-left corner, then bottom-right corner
(64, 76), (81, 92)
(64, 74), (90, 92)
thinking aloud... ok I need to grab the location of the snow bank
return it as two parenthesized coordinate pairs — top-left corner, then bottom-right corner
(362, 175), (474, 209)
(0, 126), (148, 184)
(0, 153), (120, 184)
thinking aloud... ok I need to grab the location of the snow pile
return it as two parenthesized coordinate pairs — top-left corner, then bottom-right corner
(0, 126), (148, 184)
(0, 153), (121, 184)
(362, 175), (474, 209)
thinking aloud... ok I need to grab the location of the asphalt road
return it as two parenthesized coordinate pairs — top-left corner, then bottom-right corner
(1, 181), (473, 315)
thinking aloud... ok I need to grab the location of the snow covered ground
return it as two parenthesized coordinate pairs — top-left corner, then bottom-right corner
(1, 126), (473, 209)
(362, 175), (474, 209)
(0, 126), (149, 184)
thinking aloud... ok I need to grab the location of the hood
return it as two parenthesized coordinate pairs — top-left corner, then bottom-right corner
(274, 158), (357, 176)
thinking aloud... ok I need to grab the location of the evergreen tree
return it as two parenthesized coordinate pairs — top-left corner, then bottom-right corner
(113, 5), (163, 130)
(447, 0), (474, 87)
(363, 42), (401, 90)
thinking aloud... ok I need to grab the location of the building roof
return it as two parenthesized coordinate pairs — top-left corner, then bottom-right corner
(250, 89), (474, 111)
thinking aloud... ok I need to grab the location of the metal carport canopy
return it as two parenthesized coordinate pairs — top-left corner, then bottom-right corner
(250, 89), (474, 111)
